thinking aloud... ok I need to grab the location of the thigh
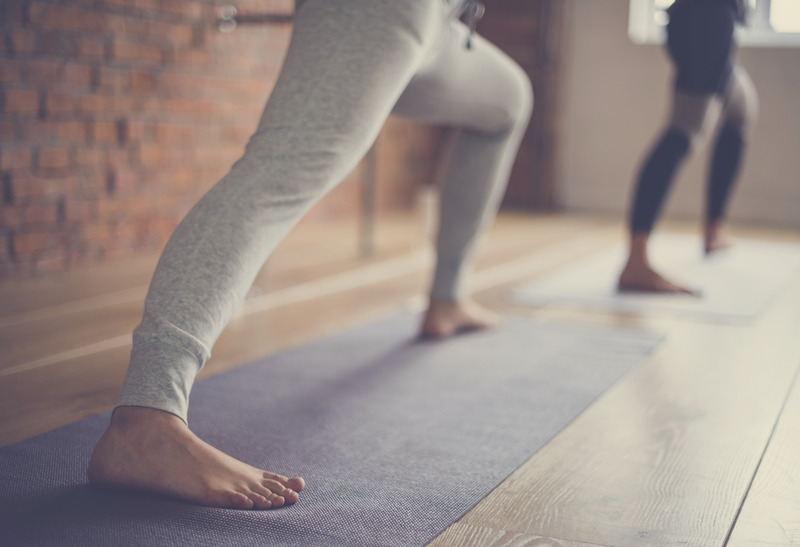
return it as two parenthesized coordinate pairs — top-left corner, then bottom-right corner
(669, 89), (720, 141)
(253, 0), (440, 158)
(721, 64), (758, 136)
(667, 0), (736, 96)
(391, 20), (533, 133)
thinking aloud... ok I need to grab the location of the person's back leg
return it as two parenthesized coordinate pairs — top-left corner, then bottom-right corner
(619, 0), (735, 294)
(391, 21), (533, 338)
(618, 90), (716, 294)
(88, 0), (441, 509)
(705, 64), (758, 254)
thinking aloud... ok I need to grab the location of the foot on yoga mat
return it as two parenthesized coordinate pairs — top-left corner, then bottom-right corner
(88, 406), (304, 510)
(0, 313), (660, 547)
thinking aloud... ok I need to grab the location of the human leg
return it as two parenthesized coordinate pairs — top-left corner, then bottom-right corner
(618, 91), (716, 294)
(392, 21), (533, 337)
(620, 0), (736, 292)
(89, 0), (442, 508)
(705, 65), (758, 253)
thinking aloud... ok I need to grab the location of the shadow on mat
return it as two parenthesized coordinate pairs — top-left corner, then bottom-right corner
(0, 483), (312, 545)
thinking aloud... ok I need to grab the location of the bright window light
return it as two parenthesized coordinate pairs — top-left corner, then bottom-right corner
(770, 0), (800, 33)
(629, 0), (800, 47)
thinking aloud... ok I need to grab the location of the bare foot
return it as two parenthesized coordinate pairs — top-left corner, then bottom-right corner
(704, 223), (732, 255)
(88, 406), (304, 510)
(420, 297), (500, 340)
(618, 262), (699, 295)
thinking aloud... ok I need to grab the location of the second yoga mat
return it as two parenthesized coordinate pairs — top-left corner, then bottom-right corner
(0, 313), (660, 546)
(511, 234), (800, 323)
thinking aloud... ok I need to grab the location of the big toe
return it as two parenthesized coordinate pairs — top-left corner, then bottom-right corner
(287, 477), (305, 493)
(264, 472), (305, 493)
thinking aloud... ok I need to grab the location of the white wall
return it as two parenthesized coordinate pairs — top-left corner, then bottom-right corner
(557, 0), (800, 228)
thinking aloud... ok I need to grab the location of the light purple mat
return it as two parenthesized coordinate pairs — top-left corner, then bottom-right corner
(0, 313), (660, 546)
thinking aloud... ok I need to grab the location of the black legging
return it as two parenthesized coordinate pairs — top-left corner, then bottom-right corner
(629, 0), (745, 234)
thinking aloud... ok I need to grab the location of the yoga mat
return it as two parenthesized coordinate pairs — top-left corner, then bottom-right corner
(511, 234), (800, 323)
(0, 313), (660, 547)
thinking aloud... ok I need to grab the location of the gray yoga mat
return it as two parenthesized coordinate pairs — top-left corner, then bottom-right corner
(0, 313), (660, 547)
(511, 234), (800, 323)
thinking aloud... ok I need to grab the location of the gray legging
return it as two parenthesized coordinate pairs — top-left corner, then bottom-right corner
(117, 0), (533, 422)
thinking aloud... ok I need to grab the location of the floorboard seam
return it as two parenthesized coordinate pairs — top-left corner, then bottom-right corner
(722, 359), (800, 546)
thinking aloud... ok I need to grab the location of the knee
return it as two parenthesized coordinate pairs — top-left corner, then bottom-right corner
(668, 91), (714, 151)
(502, 66), (534, 133)
(664, 120), (701, 156)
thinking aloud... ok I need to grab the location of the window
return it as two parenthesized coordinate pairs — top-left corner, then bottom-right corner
(629, 0), (800, 47)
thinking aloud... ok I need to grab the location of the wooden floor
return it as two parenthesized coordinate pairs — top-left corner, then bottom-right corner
(1, 211), (799, 547)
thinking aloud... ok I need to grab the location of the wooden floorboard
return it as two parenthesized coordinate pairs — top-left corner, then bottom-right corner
(429, 523), (600, 547)
(726, 362), (800, 546)
(1, 212), (799, 546)
(441, 230), (800, 546)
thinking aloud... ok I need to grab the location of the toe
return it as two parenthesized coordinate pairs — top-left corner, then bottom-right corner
(287, 476), (305, 493)
(268, 493), (285, 508)
(281, 488), (299, 504)
(230, 491), (255, 509)
(262, 478), (287, 494)
(249, 492), (273, 510)
(263, 472), (305, 493)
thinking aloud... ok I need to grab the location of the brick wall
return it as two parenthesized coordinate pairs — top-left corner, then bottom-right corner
(0, 0), (549, 278)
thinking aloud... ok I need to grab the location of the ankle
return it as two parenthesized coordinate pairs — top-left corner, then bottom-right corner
(427, 296), (460, 312)
(110, 406), (183, 433)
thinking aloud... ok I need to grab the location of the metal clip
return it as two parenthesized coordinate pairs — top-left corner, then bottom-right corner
(217, 5), (294, 33)
(464, 0), (485, 50)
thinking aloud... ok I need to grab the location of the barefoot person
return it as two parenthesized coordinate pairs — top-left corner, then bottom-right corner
(618, 0), (758, 294)
(88, 0), (532, 510)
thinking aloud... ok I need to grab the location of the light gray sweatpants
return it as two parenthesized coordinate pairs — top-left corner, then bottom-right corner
(118, 0), (533, 422)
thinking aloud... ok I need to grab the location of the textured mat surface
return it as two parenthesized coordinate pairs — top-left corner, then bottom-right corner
(511, 234), (800, 323)
(0, 313), (660, 546)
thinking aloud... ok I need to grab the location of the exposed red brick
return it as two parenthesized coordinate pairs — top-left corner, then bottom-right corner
(44, 91), (76, 114)
(97, 66), (130, 92)
(102, 0), (128, 11)
(0, 121), (15, 141)
(18, 120), (52, 141)
(0, 148), (32, 171)
(1, 0), (481, 278)
(57, 120), (88, 141)
(9, 29), (36, 55)
(160, 2), (204, 21)
(128, 121), (153, 143)
(155, 123), (200, 142)
(29, 2), (108, 33)
(129, 69), (156, 92)
(36, 146), (71, 171)
(35, 30), (64, 57)
(0, 207), (22, 228)
(137, 144), (165, 166)
(91, 121), (118, 143)
(22, 203), (60, 225)
(77, 38), (106, 59)
(62, 199), (98, 223)
(3, 89), (39, 114)
(12, 231), (50, 255)
(0, 60), (23, 86)
(8, 174), (55, 200)
(63, 63), (93, 88)
(110, 40), (162, 64)
(129, 0), (160, 11)
(75, 147), (104, 167)
(2, 2), (27, 26)
(27, 59), (63, 84)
